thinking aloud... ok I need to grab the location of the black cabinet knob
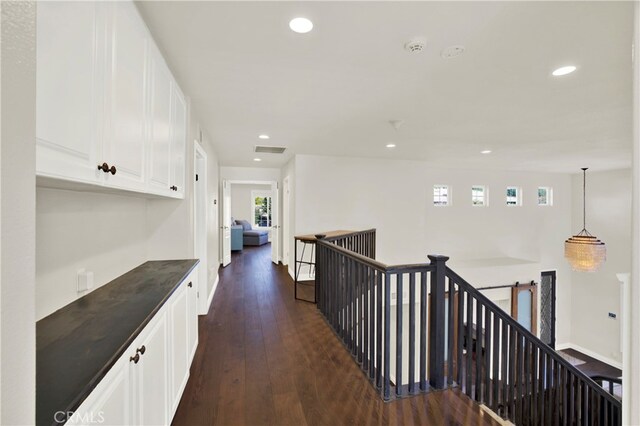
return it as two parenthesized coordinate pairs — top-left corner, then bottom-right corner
(169, 185), (178, 191)
(136, 345), (146, 355)
(130, 353), (140, 364)
(188, 282), (193, 288)
(98, 163), (117, 175)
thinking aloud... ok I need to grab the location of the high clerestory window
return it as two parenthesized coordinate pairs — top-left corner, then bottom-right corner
(506, 187), (522, 206)
(538, 187), (553, 206)
(433, 185), (450, 206)
(472, 185), (487, 206)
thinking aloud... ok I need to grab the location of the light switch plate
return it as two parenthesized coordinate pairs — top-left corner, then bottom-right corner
(77, 269), (94, 293)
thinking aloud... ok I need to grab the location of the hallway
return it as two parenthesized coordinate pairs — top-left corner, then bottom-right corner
(172, 244), (500, 425)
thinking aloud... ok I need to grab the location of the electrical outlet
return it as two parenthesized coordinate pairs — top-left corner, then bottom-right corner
(608, 312), (617, 319)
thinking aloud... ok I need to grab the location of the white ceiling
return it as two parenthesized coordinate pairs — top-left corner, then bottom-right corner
(137, 1), (633, 173)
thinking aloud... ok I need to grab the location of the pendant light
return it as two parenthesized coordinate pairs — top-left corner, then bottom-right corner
(564, 168), (606, 272)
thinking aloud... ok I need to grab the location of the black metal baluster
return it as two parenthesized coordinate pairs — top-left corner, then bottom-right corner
(466, 292), (473, 397)
(409, 272), (416, 394)
(483, 307), (491, 405)
(475, 302), (483, 402)
(420, 271), (428, 391)
(363, 266), (369, 370)
(396, 273), (403, 397)
(384, 272), (391, 400)
(376, 270), (383, 389)
(456, 285), (465, 388)
(448, 277), (455, 386)
(492, 314), (500, 413)
(369, 267), (375, 380)
(508, 327), (516, 419)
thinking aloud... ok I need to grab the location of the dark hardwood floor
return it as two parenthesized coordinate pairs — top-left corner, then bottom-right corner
(172, 244), (501, 426)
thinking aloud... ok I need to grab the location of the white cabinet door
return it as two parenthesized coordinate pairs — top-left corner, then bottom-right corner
(133, 312), (168, 426)
(168, 283), (189, 415)
(170, 85), (187, 198)
(36, 1), (104, 184)
(68, 355), (131, 426)
(186, 272), (199, 363)
(147, 45), (173, 196)
(103, 1), (147, 191)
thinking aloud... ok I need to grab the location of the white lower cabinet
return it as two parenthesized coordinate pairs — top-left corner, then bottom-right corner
(68, 267), (198, 425)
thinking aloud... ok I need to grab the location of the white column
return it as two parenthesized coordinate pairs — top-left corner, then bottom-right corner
(0, 1), (37, 424)
(632, 3), (640, 425)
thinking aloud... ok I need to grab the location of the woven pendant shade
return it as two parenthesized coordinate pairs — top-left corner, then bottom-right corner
(565, 168), (606, 272)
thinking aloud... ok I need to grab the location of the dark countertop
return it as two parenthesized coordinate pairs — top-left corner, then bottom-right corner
(36, 259), (199, 426)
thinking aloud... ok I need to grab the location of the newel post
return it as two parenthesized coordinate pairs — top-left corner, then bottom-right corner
(428, 254), (449, 389)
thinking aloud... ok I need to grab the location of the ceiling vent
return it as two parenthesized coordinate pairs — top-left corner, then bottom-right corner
(404, 38), (426, 53)
(254, 145), (287, 154)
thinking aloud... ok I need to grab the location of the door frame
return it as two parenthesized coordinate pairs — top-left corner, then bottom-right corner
(225, 179), (280, 263)
(511, 282), (538, 335)
(193, 141), (210, 314)
(282, 175), (290, 266)
(540, 270), (557, 349)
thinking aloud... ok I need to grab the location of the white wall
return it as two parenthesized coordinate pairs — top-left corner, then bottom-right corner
(36, 189), (148, 319)
(292, 154), (574, 344)
(230, 183), (271, 223)
(1, 2), (36, 423)
(220, 166), (280, 182)
(570, 168), (631, 366)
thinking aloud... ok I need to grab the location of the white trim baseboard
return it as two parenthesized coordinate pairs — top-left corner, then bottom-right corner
(203, 273), (219, 315)
(557, 342), (622, 370)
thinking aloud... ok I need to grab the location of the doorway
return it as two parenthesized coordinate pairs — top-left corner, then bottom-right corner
(540, 271), (557, 349)
(221, 179), (280, 266)
(193, 141), (211, 314)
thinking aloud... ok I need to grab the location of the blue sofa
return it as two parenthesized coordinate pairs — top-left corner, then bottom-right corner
(234, 219), (269, 246)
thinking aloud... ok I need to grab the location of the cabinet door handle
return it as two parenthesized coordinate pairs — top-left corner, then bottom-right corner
(188, 282), (193, 288)
(98, 162), (110, 173)
(130, 353), (140, 364)
(136, 345), (146, 355)
(169, 185), (177, 191)
(109, 165), (117, 175)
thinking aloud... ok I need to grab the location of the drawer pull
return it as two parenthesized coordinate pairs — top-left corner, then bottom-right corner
(187, 282), (193, 288)
(136, 345), (146, 355)
(130, 353), (140, 364)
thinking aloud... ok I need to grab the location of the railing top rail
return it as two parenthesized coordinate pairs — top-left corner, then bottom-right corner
(323, 228), (377, 242)
(446, 266), (621, 406)
(316, 239), (388, 271)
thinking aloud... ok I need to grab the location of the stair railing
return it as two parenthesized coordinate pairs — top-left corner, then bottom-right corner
(315, 229), (622, 425)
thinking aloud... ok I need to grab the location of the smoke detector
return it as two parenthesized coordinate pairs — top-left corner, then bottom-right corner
(404, 38), (427, 53)
(441, 45), (465, 59)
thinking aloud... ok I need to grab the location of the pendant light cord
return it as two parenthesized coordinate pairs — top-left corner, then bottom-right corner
(582, 167), (588, 232)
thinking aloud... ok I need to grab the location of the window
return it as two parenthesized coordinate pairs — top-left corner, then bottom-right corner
(472, 185), (487, 206)
(433, 185), (450, 206)
(538, 187), (553, 206)
(506, 186), (522, 206)
(252, 192), (272, 227)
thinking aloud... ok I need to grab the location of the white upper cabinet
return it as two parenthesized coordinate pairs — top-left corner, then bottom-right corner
(36, 0), (186, 199)
(147, 44), (174, 196)
(36, 1), (105, 184)
(103, 2), (147, 192)
(170, 86), (187, 197)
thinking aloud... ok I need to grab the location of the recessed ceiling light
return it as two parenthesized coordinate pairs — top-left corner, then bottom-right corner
(258, 134), (270, 140)
(552, 65), (577, 76)
(253, 158), (262, 162)
(289, 17), (313, 34)
(481, 150), (492, 154)
(386, 143), (396, 148)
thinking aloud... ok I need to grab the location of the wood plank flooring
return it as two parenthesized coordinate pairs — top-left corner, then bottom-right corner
(172, 244), (501, 426)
